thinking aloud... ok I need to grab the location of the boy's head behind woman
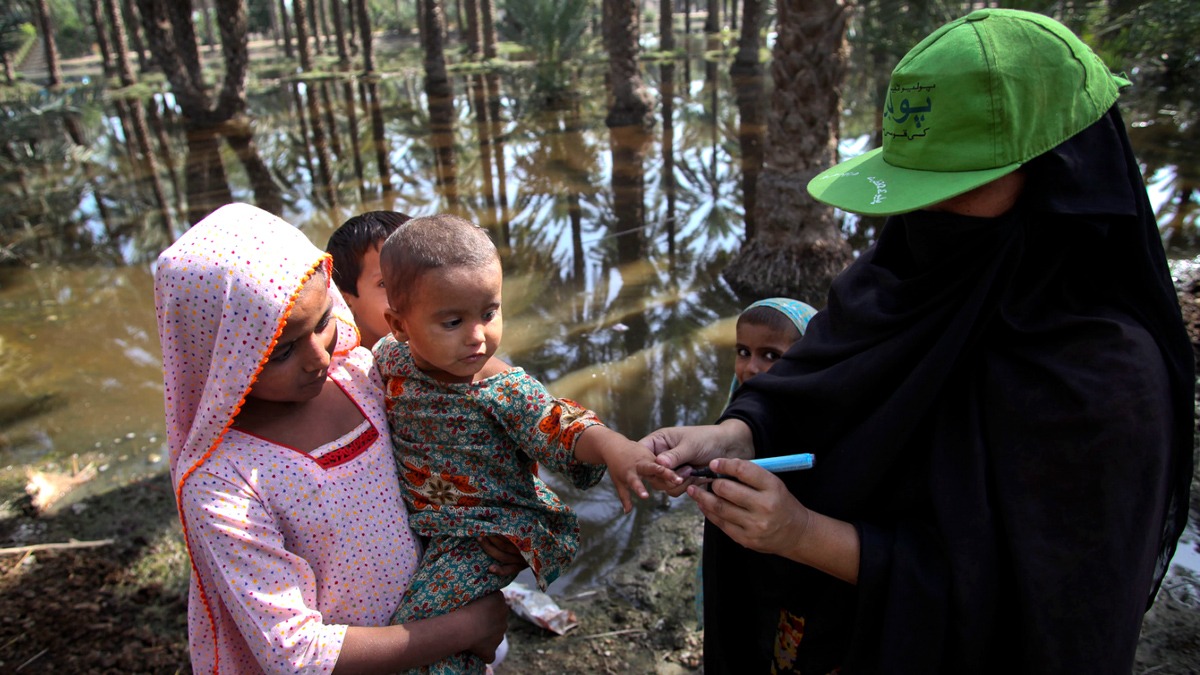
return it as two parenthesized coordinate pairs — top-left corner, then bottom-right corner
(326, 210), (411, 349)
(380, 213), (504, 384)
(734, 298), (817, 386)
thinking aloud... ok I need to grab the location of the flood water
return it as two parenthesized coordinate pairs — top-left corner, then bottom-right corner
(1, 33), (1197, 592)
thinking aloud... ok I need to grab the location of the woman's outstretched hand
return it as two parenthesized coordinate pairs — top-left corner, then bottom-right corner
(640, 419), (755, 497)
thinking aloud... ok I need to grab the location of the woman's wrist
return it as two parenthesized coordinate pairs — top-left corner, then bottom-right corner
(785, 509), (860, 585)
(717, 418), (755, 460)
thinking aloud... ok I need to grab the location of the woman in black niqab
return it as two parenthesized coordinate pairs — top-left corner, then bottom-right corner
(670, 106), (1194, 674)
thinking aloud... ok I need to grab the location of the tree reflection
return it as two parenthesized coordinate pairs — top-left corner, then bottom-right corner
(115, 97), (173, 234)
(363, 79), (394, 197)
(183, 124), (233, 226)
(732, 66), (764, 240)
(486, 72), (511, 242)
(470, 73), (499, 233)
(341, 80), (367, 202)
(302, 79), (338, 209)
(660, 61), (678, 260)
(224, 120), (284, 216)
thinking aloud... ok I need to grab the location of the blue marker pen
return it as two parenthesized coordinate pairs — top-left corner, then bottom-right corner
(691, 452), (814, 479)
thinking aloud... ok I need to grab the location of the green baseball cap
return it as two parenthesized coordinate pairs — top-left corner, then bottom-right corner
(807, 9), (1130, 216)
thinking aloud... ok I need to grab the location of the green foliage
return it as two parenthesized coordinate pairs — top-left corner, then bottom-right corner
(367, 0), (416, 34)
(247, 0), (275, 35)
(500, 0), (595, 95)
(46, 0), (90, 59)
(0, 9), (32, 65)
(0, 85), (106, 258)
(1101, 0), (1200, 93)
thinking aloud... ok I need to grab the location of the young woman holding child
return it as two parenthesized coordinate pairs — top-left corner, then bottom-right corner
(154, 203), (508, 674)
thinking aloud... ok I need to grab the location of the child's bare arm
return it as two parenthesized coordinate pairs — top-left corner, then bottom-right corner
(574, 426), (682, 512)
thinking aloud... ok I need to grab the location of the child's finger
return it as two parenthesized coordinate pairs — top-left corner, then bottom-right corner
(610, 475), (635, 513)
(626, 472), (650, 501)
(635, 460), (683, 484)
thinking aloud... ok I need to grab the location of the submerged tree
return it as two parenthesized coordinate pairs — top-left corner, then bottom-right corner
(31, 0), (63, 85)
(353, 0), (374, 72)
(419, 0), (459, 205)
(463, 0), (480, 56)
(87, 0), (115, 78)
(721, 0), (852, 301)
(479, 0), (497, 59)
(731, 0), (764, 74)
(602, 0), (653, 128)
(135, 0), (249, 126)
(293, 0), (313, 70)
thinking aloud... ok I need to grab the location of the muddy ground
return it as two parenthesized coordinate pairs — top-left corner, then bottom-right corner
(0, 469), (1197, 675)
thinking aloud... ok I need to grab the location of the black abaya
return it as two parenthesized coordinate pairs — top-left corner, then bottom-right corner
(706, 107), (1195, 674)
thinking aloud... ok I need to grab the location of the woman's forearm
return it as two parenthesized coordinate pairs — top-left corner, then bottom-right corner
(782, 510), (861, 585)
(333, 599), (498, 674)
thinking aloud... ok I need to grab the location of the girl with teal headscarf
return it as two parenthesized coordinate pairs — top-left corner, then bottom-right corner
(701, 298), (818, 627)
(728, 298), (818, 401)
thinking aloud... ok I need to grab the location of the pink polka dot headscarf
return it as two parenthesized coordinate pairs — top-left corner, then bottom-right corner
(153, 202), (359, 502)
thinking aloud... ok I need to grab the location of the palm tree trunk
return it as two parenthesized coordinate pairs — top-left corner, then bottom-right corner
(87, 0), (115, 78)
(731, 0), (762, 73)
(136, 0), (211, 116)
(602, 0), (653, 129)
(660, 61), (677, 258)
(104, 0), (135, 86)
(135, 0), (245, 126)
(31, 0), (63, 85)
(1, 52), (14, 85)
(329, 0), (349, 66)
(733, 67), (765, 238)
(277, 0), (293, 58)
(421, 0), (451, 98)
(463, 0), (480, 57)
(315, 0), (331, 52)
(479, 0), (496, 59)
(212, 0), (248, 121)
(721, 0), (852, 302)
(123, 1), (151, 73)
(659, 0), (674, 52)
(704, 0), (719, 33)
(353, 0), (373, 72)
(165, 0), (204, 85)
(293, 0), (313, 70)
(308, 0), (323, 54)
(421, 0), (458, 207)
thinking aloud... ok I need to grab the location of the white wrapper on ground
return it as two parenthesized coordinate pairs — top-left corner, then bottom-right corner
(501, 582), (579, 635)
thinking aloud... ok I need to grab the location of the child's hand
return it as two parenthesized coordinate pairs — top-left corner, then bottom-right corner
(575, 426), (682, 512)
(478, 534), (528, 576)
(611, 458), (682, 512)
